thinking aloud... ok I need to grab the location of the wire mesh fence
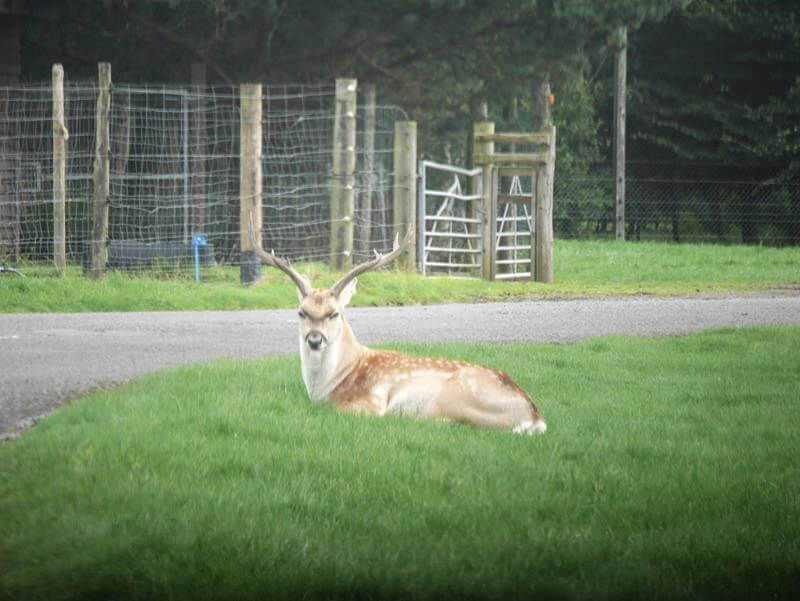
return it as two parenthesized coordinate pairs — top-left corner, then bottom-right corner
(0, 81), (404, 273)
(2, 79), (799, 279)
(556, 163), (800, 246)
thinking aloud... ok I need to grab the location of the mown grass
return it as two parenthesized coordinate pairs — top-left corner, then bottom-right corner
(2, 327), (799, 600)
(1, 239), (798, 312)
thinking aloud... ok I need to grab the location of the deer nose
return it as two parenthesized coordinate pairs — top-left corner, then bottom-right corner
(306, 331), (324, 351)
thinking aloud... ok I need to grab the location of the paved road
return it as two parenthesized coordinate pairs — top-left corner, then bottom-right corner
(2, 295), (799, 438)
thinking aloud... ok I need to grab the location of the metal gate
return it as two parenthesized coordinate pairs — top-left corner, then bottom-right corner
(418, 160), (483, 277)
(495, 174), (534, 280)
(418, 160), (535, 279)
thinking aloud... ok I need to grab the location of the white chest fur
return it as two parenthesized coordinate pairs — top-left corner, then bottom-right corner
(299, 330), (343, 402)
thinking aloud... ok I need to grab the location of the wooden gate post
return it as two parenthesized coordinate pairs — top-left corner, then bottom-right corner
(330, 78), (357, 271)
(89, 62), (111, 279)
(52, 64), (66, 276)
(239, 83), (263, 285)
(473, 121), (495, 280)
(393, 120), (417, 271)
(534, 125), (556, 283)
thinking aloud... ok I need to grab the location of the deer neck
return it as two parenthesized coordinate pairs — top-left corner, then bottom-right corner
(299, 316), (366, 402)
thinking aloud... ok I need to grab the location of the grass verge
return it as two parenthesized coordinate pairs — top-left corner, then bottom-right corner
(1, 239), (798, 312)
(2, 326), (799, 600)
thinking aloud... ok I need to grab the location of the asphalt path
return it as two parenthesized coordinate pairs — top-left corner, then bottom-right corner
(2, 294), (799, 438)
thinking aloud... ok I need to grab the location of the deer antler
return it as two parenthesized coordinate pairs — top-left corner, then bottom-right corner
(330, 226), (414, 297)
(248, 220), (312, 297)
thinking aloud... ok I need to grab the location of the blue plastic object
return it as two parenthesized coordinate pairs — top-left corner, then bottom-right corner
(191, 234), (208, 282)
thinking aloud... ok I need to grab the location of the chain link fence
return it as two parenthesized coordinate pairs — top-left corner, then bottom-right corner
(556, 162), (800, 246)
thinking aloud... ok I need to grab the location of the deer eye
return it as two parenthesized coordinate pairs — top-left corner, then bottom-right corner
(298, 310), (307, 319)
(329, 312), (339, 320)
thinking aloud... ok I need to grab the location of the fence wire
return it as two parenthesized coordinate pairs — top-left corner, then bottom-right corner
(0, 82), (404, 272)
(556, 163), (800, 245)
(2, 81), (799, 277)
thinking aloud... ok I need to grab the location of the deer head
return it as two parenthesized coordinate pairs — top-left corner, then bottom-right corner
(252, 228), (414, 400)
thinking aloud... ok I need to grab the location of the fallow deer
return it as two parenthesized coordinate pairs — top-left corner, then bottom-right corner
(252, 229), (546, 435)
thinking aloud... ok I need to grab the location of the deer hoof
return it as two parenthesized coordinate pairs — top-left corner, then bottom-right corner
(512, 420), (547, 435)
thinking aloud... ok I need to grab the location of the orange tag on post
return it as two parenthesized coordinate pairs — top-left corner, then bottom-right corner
(549, 94), (555, 106)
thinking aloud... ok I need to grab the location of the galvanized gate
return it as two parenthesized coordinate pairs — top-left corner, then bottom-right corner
(494, 174), (534, 280)
(418, 160), (537, 280)
(417, 160), (484, 277)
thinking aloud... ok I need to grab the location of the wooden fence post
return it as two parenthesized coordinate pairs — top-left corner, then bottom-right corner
(534, 125), (556, 283)
(473, 121), (494, 280)
(613, 25), (627, 241)
(393, 120), (417, 271)
(239, 83), (262, 285)
(52, 63), (66, 276)
(358, 83), (376, 256)
(89, 62), (111, 278)
(330, 78), (357, 271)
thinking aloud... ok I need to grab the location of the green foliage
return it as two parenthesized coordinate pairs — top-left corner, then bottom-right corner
(2, 327), (799, 600)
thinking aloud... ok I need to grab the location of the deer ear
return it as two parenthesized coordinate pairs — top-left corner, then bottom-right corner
(296, 275), (311, 302)
(336, 277), (357, 307)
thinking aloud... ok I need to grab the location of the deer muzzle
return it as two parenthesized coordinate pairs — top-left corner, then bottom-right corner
(306, 331), (326, 351)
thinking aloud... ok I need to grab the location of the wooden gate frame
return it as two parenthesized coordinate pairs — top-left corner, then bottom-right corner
(472, 121), (556, 283)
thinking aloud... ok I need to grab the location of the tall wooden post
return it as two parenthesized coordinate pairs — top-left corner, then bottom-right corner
(473, 121), (495, 280)
(330, 78), (357, 271)
(358, 83), (376, 256)
(52, 64), (66, 275)
(534, 125), (556, 283)
(532, 76), (551, 132)
(190, 63), (207, 236)
(531, 79), (555, 283)
(89, 62), (111, 278)
(239, 83), (263, 285)
(392, 120), (417, 271)
(614, 25), (627, 240)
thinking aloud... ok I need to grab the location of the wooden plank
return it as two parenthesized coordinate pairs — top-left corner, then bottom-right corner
(52, 64), (66, 276)
(497, 193), (531, 205)
(497, 167), (537, 177)
(472, 152), (549, 166)
(473, 132), (551, 146)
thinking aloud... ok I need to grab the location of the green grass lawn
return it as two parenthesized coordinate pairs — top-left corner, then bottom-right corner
(1, 239), (798, 312)
(2, 326), (799, 600)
